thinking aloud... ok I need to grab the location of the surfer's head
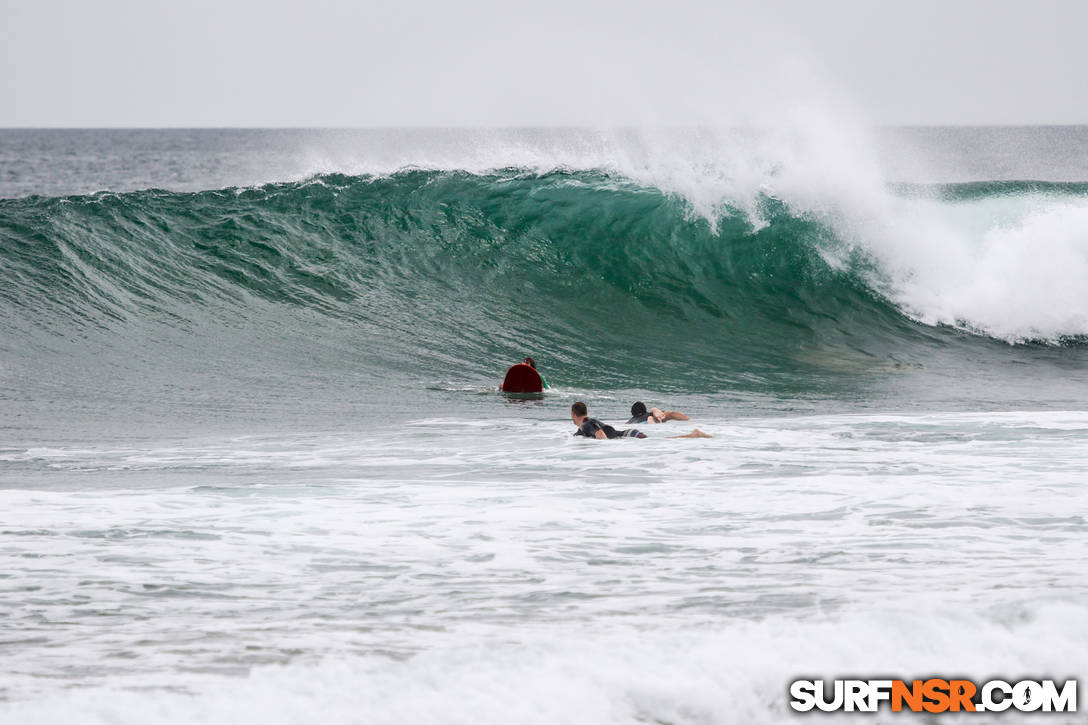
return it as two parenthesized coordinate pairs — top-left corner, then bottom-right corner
(631, 401), (647, 418)
(522, 356), (536, 369)
(571, 401), (588, 424)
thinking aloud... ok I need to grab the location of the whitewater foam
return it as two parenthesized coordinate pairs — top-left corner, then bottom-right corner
(3, 604), (1086, 725)
(875, 195), (1088, 341)
(2, 411), (1087, 722)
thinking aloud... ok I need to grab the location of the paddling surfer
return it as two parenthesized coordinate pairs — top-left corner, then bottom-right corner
(571, 402), (711, 439)
(627, 401), (691, 424)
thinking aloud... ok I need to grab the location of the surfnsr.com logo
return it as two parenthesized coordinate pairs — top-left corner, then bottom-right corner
(789, 679), (1077, 713)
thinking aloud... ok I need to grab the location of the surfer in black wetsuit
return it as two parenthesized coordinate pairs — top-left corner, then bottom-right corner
(571, 401), (646, 439)
(627, 401), (691, 425)
(571, 402), (711, 439)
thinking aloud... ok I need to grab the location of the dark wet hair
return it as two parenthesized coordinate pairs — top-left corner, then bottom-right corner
(571, 401), (587, 416)
(522, 356), (536, 369)
(631, 401), (647, 418)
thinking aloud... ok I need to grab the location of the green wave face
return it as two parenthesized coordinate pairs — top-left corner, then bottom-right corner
(2, 171), (1087, 414)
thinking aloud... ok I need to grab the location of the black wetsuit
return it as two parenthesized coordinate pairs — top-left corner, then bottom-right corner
(575, 417), (645, 439)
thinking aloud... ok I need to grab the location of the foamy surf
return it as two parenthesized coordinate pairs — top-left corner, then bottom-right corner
(1, 411), (1086, 722)
(3, 604), (1085, 725)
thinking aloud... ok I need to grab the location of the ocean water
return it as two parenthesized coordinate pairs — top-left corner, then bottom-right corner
(1, 126), (1087, 724)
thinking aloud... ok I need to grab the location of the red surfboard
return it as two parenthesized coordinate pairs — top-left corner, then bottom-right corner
(500, 363), (544, 393)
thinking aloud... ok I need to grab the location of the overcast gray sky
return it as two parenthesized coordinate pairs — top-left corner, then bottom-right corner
(2, 0), (1087, 127)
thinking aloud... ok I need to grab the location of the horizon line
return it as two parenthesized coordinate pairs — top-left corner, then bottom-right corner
(2, 123), (1088, 132)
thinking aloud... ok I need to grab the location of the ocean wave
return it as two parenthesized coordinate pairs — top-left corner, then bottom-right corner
(1, 171), (1087, 394)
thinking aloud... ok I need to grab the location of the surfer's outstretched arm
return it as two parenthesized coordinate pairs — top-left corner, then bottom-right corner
(651, 407), (690, 422)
